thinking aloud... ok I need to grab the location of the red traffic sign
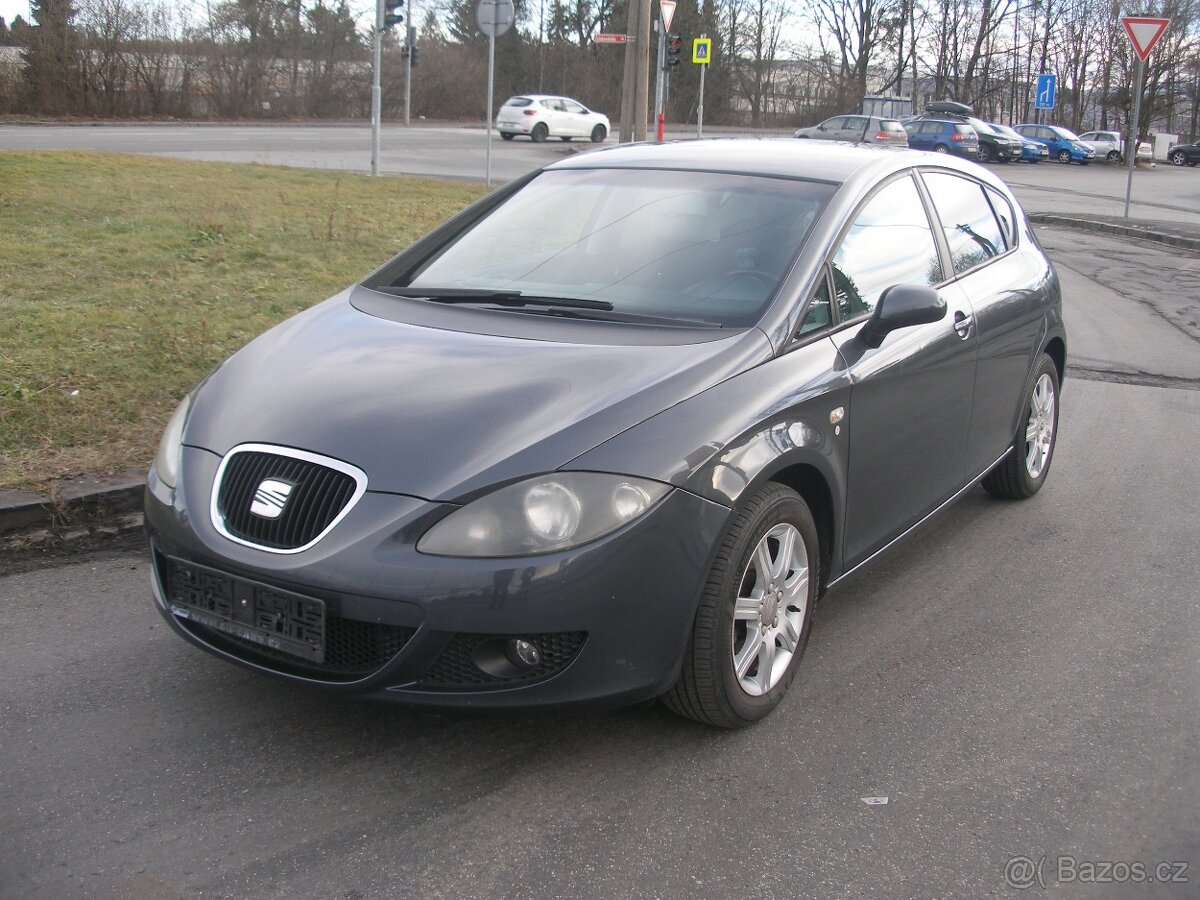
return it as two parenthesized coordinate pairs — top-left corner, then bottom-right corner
(1121, 17), (1169, 61)
(596, 33), (629, 43)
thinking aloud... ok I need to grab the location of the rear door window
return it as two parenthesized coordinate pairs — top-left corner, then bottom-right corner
(921, 171), (1007, 276)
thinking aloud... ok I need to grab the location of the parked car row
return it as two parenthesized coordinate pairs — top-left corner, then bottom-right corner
(497, 93), (1197, 172)
(791, 102), (1193, 169)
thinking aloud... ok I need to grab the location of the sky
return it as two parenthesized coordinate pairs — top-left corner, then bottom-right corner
(1, 0), (30, 27)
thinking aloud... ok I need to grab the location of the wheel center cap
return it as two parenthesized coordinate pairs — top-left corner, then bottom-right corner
(760, 588), (782, 626)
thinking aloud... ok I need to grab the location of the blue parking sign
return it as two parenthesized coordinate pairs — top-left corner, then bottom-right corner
(1035, 74), (1056, 110)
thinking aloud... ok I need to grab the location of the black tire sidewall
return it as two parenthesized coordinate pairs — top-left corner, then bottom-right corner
(708, 486), (819, 723)
(531, 124), (548, 142)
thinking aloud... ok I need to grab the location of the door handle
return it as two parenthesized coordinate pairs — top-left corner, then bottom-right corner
(953, 311), (974, 340)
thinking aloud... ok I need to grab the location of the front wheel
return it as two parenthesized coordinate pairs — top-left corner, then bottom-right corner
(590, 124), (607, 143)
(500, 132), (514, 141)
(663, 483), (819, 728)
(982, 354), (1060, 499)
(1057, 149), (1072, 164)
(1171, 151), (1187, 166)
(531, 123), (548, 143)
(978, 144), (992, 163)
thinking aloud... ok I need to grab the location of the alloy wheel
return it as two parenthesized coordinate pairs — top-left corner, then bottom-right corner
(730, 523), (810, 697)
(1024, 373), (1056, 479)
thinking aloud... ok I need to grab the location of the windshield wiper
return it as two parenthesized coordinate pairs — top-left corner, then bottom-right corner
(377, 286), (613, 311)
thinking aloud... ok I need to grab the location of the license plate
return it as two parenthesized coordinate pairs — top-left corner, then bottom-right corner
(167, 559), (326, 663)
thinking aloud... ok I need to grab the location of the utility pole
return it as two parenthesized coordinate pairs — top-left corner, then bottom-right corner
(633, 0), (651, 140)
(619, 0), (639, 142)
(404, 21), (414, 125)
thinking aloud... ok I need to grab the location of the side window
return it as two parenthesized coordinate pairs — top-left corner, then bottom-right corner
(921, 171), (1007, 276)
(830, 175), (943, 321)
(797, 276), (833, 336)
(821, 117), (844, 130)
(985, 186), (1015, 248)
(844, 116), (866, 133)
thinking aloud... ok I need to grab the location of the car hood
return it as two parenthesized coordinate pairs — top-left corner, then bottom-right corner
(183, 291), (771, 501)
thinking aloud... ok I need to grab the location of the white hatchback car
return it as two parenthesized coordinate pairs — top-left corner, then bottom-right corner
(1078, 130), (1152, 162)
(496, 95), (610, 143)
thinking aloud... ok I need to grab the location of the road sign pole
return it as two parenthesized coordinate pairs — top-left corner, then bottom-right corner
(404, 22), (414, 126)
(486, 29), (494, 187)
(653, 19), (664, 143)
(370, 0), (382, 176)
(1123, 55), (1144, 219)
(697, 55), (705, 138)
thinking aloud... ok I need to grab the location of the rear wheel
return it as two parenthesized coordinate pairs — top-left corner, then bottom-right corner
(1106, 149), (1121, 161)
(982, 354), (1059, 500)
(664, 483), (818, 728)
(500, 132), (514, 141)
(1057, 149), (1072, 164)
(590, 124), (607, 143)
(531, 123), (548, 143)
(934, 144), (949, 154)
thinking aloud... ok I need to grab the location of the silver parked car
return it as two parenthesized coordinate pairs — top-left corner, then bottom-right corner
(496, 94), (609, 143)
(793, 115), (909, 146)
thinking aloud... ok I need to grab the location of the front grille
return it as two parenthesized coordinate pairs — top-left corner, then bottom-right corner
(215, 447), (361, 551)
(162, 555), (416, 681)
(418, 631), (587, 689)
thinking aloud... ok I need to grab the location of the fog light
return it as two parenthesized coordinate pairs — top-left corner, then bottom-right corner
(507, 638), (542, 669)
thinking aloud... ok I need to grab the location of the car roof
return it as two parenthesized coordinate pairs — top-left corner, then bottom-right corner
(505, 94), (573, 102)
(545, 137), (963, 184)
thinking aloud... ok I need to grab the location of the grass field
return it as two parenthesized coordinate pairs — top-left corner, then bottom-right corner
(0, 151), (484, 492)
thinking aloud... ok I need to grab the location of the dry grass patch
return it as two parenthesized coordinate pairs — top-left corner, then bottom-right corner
(0, 151), (483, 491)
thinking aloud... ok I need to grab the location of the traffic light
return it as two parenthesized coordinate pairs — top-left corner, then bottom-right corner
(383, 0), (404, 29)
(666, 34), (682, 67)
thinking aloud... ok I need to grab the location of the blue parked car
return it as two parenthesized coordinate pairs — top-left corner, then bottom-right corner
(903, 119), (980, 158)
(1013, 123), (1095, 165)
(990, 123), (1048, 163)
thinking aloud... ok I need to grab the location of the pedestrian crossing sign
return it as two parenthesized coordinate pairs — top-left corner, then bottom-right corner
(692, 38), (712, 65)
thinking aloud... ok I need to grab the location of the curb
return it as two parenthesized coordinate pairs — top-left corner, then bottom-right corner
(1, 471), (147, 558)
(1028, 214), (1200, 251)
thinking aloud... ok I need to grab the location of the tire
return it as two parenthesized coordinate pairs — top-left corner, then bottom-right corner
(1057, 149), (1072, 164)
(663, 483), (819, 728)
(500, 132), (514, 141)
(934, 144), (950, 154)
(982, 354), (1060, 500)
(1107, 150), (1121, 161)
(1171, 151), (1186, 166)
(531, 123), (548, 143)
(590, 124), (607, 143)
(978, 144), (992, 163)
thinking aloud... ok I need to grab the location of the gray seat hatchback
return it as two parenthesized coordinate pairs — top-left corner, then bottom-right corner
(146, 139), (1065, 727)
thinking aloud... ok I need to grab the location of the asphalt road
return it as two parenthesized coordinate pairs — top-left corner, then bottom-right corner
(1, 121), (1198, 224)
(1, 228), (1198, 899)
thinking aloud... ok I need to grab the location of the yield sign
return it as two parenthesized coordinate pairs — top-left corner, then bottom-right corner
(1121, 17), (1170, 61)
(660, 0), (676, 32)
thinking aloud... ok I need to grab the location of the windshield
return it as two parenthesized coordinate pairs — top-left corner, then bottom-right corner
(991, 124), (1022, 140)
(1051, 126), (1081, 141)
(400, 168), (836, 327)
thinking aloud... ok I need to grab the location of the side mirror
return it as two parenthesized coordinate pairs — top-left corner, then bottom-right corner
(858, 284), (947, 349)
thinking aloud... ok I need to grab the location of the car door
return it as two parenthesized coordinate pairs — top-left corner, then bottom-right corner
(841, 116), (869, 142)
(919, 169), (1047, 477)
(561, 99), (589, 136)
(826, 172), (979, 568)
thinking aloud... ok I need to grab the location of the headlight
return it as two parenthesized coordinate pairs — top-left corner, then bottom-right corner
(152, 394), (191, 489)
(417, 472), (671, 557)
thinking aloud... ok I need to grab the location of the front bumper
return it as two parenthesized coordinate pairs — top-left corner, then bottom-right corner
(146, 446), (730, 710)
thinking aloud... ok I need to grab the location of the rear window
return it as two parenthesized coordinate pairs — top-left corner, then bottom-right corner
(880, 120), (905, 132)
(953, 124), (975, 135)
(503, 97), (533, 107)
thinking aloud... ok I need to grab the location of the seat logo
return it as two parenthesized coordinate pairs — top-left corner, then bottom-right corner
(250, 479), (294, 519)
